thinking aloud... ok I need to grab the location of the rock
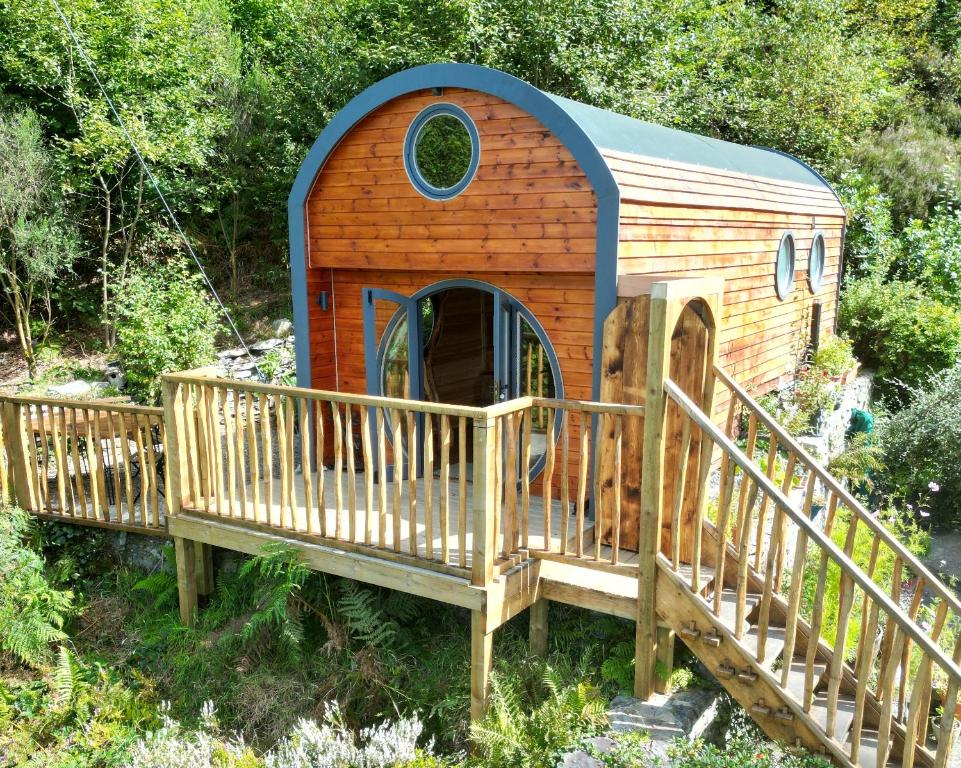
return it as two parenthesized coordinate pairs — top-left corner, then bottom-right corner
(233, 369), (253, 379)
(251, 338), (283, 352)
(271, 318), (293, 338)
(104, 364), (126, 390)
(556, 751), (603, 768)
(233, 358), (261, 372)
(48, 380), (92, 397)
(219, 347), (248, 359)
(286, 334), (296, 344)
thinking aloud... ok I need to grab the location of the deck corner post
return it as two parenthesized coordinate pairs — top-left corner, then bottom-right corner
(194, 542), (215, 596)
(529, 597), (549, 657)
(635, 288), (674, 700)
(161, 377), (187, 517)
(470, 609), (494, 721)
(174, 535), (198, 626)
(1, 399), (37, 511)
(471, 414), (497, 588)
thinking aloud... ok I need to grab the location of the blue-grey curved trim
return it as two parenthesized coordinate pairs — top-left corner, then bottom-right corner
(750, 145), (844, 207)
(403, 103), (480, 200)
(288, 63), (620, 401)
(807, 230), (826, 293)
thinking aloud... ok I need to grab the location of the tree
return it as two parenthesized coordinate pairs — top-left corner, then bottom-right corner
(0, 108), (78, 377)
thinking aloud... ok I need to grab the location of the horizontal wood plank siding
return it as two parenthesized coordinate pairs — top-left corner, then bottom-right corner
(604, 148), (846, 401)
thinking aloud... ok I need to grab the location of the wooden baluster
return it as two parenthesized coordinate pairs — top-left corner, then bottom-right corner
(773, 458), (800, 592)
(712, 458), (737, 617)
(50, 406), (70, 514)
(560, 412), (570, 555)
(133, 414), (151, 526)
(331, 401), (343, 539)
(458, 415), (467, 567)
(917, 600), (948, 747)
(503, 413), (518, 558)
(823, 493), (840, 537)
(300, 400), (314, 534)
(757, 499), (785, 663)
(850, 598), (881, 765)
(876, 557), (903, 700)
(284, 396), (296, 529)
(234, 394), (248, 521)
(246, 394), (259, 522)
(144, 415), (161, 528)
(194, 386), (210, 509)
(83, 409), (100, 518)
(361, 405), (374, 546)
(406, 411), (417, 557)
(826, 514), (861, 736)
(754, 436), (780, 572)
(670, 416), (692, 570)
(734, 423), (764, 638)
(576, 411), (589, 558)
(877, 626), (907, 768)
(183, 386), (201, 509)
(260, 393), (273, 524)
(391, 409), (402, 553)
(543, 408), (555, 553)
(521, 409), (531, 552)
(691, 425), (714, 592)
(803, 549), (830, 711)
(209, 387), (225, 518)
(69, 408), (88, 518)
(345, 403), (357, 541)
(934, 636), (961, 768)
(31, 406), (49, 513)
(223, 389), (238, 518)
(316, 400), (327, 537)
(611, 415), (623, 565)
(104, 407), (125, 519)
(423, 413), (434, 559)
(855, 535), (882, 679)
(440, 413), (450, 564)
(492, 418), (502, 558)
(780, 527), (808, 687)
(118, 411), (137, 524)
(593, 410), (605, 562)
(732, 413), (758, 550)
(275, 394), (290, 526)
(376, 408), (386, 547)
(899, 579), (929, 720)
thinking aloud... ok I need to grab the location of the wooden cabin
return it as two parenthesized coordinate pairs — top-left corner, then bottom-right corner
(289, 62), (846, 422)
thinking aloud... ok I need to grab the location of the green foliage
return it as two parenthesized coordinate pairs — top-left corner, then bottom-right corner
(813, 335), (857, 378)
(880, 363), (961, 525)
(668, 733), (831, 768)
(0, 505), (75, 668)
(839, 276), (961, 404)
(600, 641), (635, 693)
(828, 432), (883, 491)
(113, 259), (221, 403)
(900, 202), (961, 309)
(469, 661), (607, 768)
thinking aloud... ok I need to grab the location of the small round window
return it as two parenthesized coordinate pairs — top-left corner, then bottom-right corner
(775, 232), (796, 300)
(808, 232), (826, 292)
(404, 104), (479, 200)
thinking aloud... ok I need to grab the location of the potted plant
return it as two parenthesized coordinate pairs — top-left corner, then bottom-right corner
(814, 335), (858, 384)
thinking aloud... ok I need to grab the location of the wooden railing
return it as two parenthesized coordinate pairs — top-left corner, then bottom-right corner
(665, 377), (961, 767)
(715, 366), (961, 718)
(0, 395), (167, 534)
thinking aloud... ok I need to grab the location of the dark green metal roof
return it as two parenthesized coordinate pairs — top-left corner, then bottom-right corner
(545, 93), (831, 190)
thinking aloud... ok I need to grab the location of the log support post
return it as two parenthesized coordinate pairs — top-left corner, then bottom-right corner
(471, 610), (494, 721)
(195, 542), (215, 596)
(174, 535), (198, 626)
(471, 415), (496, 588)
(655, 623), (675, 694)
(529, 598), (549, 658)
(635, 287), (672, 700)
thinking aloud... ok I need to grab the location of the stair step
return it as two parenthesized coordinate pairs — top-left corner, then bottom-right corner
(848, 728), (902, 768)
(739, 623), (786, 665)
(782, 657), (828, 703)
(675, 563), (716, 595)
(716, 589), (762, 633)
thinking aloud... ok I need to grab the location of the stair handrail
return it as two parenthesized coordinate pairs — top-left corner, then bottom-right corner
(714, 364), (961, 620)
(665, 377), (961, 687)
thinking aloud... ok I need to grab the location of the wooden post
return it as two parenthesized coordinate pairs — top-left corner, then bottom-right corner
(194, 542), (215, 596)
(1, 401), (37, 510)
(471, 610), (493, 721)
(174, 536), (198, 626)
(635, 287), (673, 699)
(654, 623), (675, 694)
(471, 415), (496, 588)
(529, 598), (549, 657)
(161, 378), (188, 518)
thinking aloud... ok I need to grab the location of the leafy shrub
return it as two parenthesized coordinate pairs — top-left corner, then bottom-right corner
(901, 202), (961, 309)
(668, 733), (831, 768)
(881, 363), (961, 525)
(813, 335), (857, 378)
(839, 276), (961, 404)
(0, 505), (74, 667)
(114, 259), (221, 404)
(469, 662), (606, 768)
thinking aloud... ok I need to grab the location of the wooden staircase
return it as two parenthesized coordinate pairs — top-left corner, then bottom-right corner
(649, 367), (961, 768)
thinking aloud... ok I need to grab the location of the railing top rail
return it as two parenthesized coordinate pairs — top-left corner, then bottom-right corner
(666, 377), (961, 686)
(713, 364), (961, 618)
(0, 393), (163, 417)
(532, 397), (646, 417)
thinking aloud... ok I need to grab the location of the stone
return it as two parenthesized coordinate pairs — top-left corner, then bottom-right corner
(48, 380), (92, 397)
(233, 369), (253, 379)
(219, 347), (248, 359)
(271, 318), (293, 338)
(286, 334), (296, 344)
(250, 338), (283, 352)
(556, 751), (603, 768)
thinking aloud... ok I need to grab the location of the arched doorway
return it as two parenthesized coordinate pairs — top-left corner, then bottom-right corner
(363, 280), (563, 478)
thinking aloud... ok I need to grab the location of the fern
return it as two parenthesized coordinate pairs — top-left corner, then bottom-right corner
(601, 642), (635, 693)
(337, 581), (398, 650)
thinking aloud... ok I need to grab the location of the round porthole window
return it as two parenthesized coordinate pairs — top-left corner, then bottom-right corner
(808, 232), (826, 292)
(775, 232), (796, 300)
(404, 104), (479, 200)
